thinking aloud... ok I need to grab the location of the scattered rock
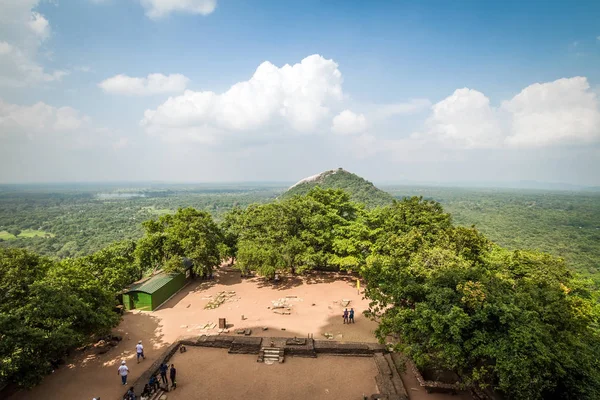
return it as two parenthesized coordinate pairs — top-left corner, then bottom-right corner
(281, 328), (286, 331)
(262, 327), (268, 331)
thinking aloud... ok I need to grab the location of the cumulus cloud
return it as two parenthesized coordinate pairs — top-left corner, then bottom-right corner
(140, 0), (217, 19)
(415, 77), (600, 149)
(416, 88), (503, 148)
(98, 73), (190, 95)
(0, 99), (88, 137)
(331, 110), (367, 135)
(503, 77), (600, 147)
(142, 54), (343, 142)
(0, 98), (123, 149)
(0, 1), (67, 86)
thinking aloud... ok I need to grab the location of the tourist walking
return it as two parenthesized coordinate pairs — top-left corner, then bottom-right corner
(170, 364), (177, 390)
(349, 308), (355, 323)
(118, 360), (129, 385)
(159, 362), (168, 386)
(343, 308), (349, 324)
(136, 340), (145, 363)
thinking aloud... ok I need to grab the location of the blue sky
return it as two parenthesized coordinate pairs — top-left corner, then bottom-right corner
(1, 0), (599, 185)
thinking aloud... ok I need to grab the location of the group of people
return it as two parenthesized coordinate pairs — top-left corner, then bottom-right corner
(116, 340), (178, 400)
(343, 308), (355, 324)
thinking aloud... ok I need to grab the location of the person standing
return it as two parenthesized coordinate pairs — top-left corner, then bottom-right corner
(159, 362), (168, 386)
(169, 364), (177, 390)
(343, 308), (349, 324)
(349, 308), (355, 323)
(136, 340), (145, 363)
(118, 360), (129, 385)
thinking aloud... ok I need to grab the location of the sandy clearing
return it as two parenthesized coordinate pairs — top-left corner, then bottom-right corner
(165, 347), (378, 400)
(10, 267), (471, 400)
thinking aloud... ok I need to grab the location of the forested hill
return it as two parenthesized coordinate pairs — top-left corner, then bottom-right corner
(281, 168), (394, 207)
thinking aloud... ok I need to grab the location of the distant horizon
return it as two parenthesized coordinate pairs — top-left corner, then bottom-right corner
(1, 178), (598, 192)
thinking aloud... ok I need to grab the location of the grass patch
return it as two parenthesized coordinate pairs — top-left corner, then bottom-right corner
(18, 229), (55, 238)
(139, 206), (174, 216)
(0, 231), (17, 240)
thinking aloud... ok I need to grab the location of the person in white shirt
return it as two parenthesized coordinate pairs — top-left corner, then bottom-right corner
(136, 340), (146, 363)
(118, 360), (129, 385)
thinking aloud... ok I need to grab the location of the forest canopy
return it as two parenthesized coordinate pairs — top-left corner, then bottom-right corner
(1, 187), (599, 399)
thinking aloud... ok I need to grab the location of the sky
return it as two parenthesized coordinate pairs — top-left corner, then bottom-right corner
(1, 0), (599, 186)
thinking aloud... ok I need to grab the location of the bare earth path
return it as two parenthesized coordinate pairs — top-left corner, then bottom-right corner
(10, 267), (471, 400)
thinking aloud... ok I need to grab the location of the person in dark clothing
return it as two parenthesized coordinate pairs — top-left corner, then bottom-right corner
(141, 384), (151, 398)
(149, 374), (159, 392)
(170, 364), (177, 390)
(343, 308), (349, 324)
(124, 386), (135, 400)
(349, 308), (355, 323)
(159, 363), (168, 386)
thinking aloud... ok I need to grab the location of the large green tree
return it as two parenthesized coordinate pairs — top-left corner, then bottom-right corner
(362, 197), (600, 400)
(235, 188), (365, 277)
(0, 248), (121, 388)
(135, 208), (222, 276)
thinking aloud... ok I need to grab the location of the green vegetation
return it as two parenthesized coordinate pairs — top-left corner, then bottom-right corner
(224, 190), (600, 399)
(282, 168), (394, 207)
(0, 229), (53, 241)
(2, 179), (600, 398)
(383, 186), (600, 284)
(0, 184), (282, 258)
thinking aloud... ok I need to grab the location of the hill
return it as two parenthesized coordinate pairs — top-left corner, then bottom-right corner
(282, 168), (394, 207)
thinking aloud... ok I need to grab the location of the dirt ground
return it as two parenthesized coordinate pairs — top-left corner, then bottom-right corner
(166, 347), (378, 400)
(10, 266), (471, 400)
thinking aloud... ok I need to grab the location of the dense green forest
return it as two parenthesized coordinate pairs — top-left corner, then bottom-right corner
(2, 186), (600, 399)
(0, 184), (281, 258)
(383, 186), (600, 284)
(1, 182), (598, 283)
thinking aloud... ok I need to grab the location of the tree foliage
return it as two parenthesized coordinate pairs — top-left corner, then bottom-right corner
(0, 247), (129, 387)
(233, 188), (365, 276)
(361, 197), (600, 400)
(135, 208), (222, 276)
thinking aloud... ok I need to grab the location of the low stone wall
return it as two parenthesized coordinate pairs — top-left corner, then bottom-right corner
(122, 335), (400, 400)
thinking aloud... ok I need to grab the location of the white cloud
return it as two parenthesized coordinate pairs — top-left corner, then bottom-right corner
(503, 77), (600, 147)
(417, 88), (504, 148)
(142, 54), (343, 142)
(0, 98), (120, 149)
(140, 0), (217, 19)
(98, 73), (190, 95)
(29, 12), (50, 40)
(0, 99), (88, 137)
(331, 110), (367, 135)
(0, 1), (67, 86)
(413, 77), (600, 149)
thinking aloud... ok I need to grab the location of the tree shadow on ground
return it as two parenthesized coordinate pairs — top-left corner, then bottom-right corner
(253, 270), (360, 291)
(8, 312), (167, 400)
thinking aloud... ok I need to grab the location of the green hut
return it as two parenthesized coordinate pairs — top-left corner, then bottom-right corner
(122, 272), (186, 311)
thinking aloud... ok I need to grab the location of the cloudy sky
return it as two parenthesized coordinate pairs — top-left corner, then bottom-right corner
(1, 0), (599, 185)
